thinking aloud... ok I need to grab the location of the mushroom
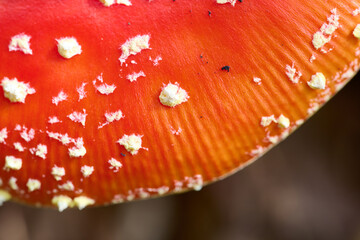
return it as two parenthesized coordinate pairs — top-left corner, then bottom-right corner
(0, 0), (360, 211)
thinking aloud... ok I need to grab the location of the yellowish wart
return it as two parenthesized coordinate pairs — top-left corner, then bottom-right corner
(57, 37), (82, 59)
(308, 73), (326, 90)
(0, 190), (11, 206)
(159, 83), (189, 107)
(26, 179), (41, 192)
(100, 0), (132, 7)
(1, 77), (35, 103)
(3, 156), (22, 171)
(9, 33), (33, 55)
(117, 134), (143, 155)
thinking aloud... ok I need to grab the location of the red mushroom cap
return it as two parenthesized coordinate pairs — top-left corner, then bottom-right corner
(1, 0), (360, 211)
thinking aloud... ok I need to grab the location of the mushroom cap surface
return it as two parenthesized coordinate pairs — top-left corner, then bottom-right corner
(1, 0), (360, 210)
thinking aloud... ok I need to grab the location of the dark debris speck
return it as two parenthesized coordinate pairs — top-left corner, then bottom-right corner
(221, 66), (230, 72)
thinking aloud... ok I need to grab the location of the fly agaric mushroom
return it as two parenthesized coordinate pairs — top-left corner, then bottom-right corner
(1, 0), (360, 211)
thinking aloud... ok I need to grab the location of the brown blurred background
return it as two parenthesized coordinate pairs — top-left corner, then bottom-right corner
(0, 77), (359, 240)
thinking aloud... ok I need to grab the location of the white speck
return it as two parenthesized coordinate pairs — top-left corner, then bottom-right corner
(99, 110), (124, 129)
(267, 134), (279, 144)
(130, 60), (137, 64)
(26, 179), (41, 192)
(174, 180), (184, 192)
(353, 24), (360, 39)
(341, 69), (356, 79)
(105, 110), (124, 123)
(112, 194), (124, 204)
(281, 129), (290, 140)
(68, 139), (86, 158)
(126, 71), (146, 82)
(69, 145), (86, 158)
(48, 116), (62, 124)
(277, 114), (290, 128)
(147, 186), (170, 195)
(56, 37), (82, 59)
(0, 128), (8, 144)
(296, 119), (305, 126)
(320, 48), (333, 54)
(126, 191), (135, 201)
(216, 0), (236, 6)
(48, 132), (86, 158)
(58, 181), (75, 191)
(185, 175), (203, 191)
(260, 115), (277, 127)
(47, 131), (72, 145)
(149, 55), (162, 66)
(312, 9), (339, 50)
(0, 190), (11, 206)
(119, 35), (150, 65)
(117, 134), (143, 155)
(81, 165), (94, 177)
(95, 83), (116, 95)
(157, 186), (169, 195)
(352, 8), (360, 16)
(108, 158), (122, 172)
(8, 177), (18, 191)
(308, 72), (326, 89)
(1, 77), (35, 103)
(170, 126), (182, 135)
(92, 74), (116, 95)
(13, 142), (25, 152)
(100, 0), (132, 7)
(51, 165), (65, 181)
(310, 55), (316, 63)
(3, 156), (22, 171)
(75, 189), (83, 194)
(52, 91), (68, 105)
(249, 146), (264, 156)
(68, 109), (87, 127)
(285, 63), (302, 84)
(77, 82), (87, 101)
(253, 77), (262, 85)
(136, 188), (150, 199)
(313, 35), (327, 50)
(159, 82), (189, 107)
(321, 9), (340, 35)
(73, 196), (95, 210)
(52, 195), (73, 212)
(308, 102), (320, 115)
(30, 144), (47, 159)
(95, 74), (104, 83)
(9, 33), (33, 55)
(19, 127), (35, 142)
